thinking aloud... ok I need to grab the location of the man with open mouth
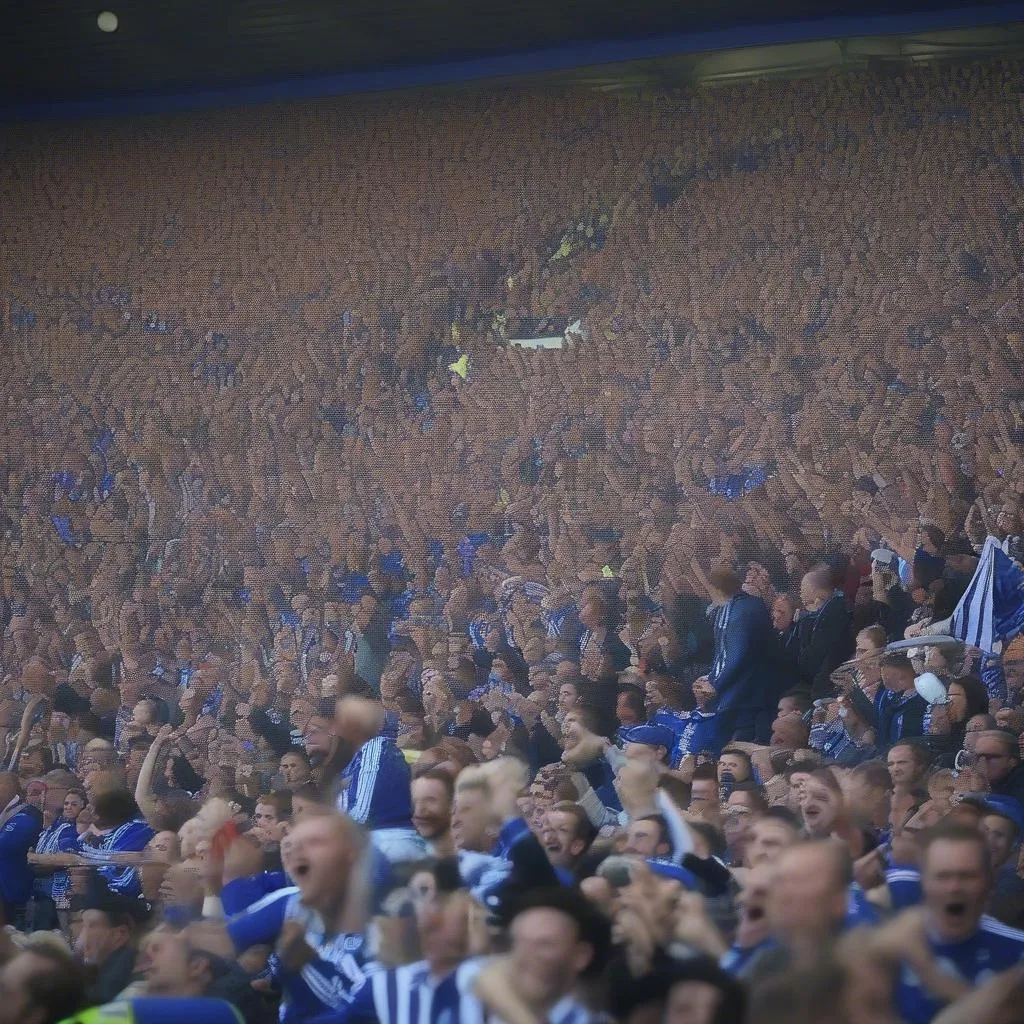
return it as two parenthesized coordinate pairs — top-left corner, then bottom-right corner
(895, 821), (1024, 1024)
(221, 811), (370, 1024)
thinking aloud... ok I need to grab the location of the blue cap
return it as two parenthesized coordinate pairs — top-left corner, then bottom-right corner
(646, 858), (699, 889)
(982, 796), (1024, 836)
(622, 724), (675, 750)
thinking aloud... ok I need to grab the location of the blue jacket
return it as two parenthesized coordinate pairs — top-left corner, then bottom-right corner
(337, 736), (414, 830)
(0, 802), (43, 906)
(710, 594), (785, 711)
(669, 709), (719, 765)
(870, 688), (928, 749)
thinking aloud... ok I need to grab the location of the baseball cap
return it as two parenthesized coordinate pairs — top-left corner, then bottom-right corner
(981, 796), (1024, 836)
(646, 858), (700, 889)
(621, 724), (675, 749)
(914, 671), (948, 706)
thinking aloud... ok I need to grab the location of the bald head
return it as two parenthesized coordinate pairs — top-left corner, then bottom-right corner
(800, 566), (834, 611)
(21, 657), (54, 693)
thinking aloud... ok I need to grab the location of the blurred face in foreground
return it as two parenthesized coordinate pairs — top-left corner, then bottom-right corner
(417, 891), (482, 977)
(922, 837), (991, 943)
(508, 908), (591, 1009)
(768, 843), (848, 942)
(745, 817), (797, 868)
(451, 787), (493, 853)
(0, 951), (68, 1024)
(281, 814), (356, 913)
(800, 777), (842, 838)
(140, 924), (208, 997)
(665, 981), (722, 1024)
(411, 777), (452, 842)
(736, 864), (772, 949)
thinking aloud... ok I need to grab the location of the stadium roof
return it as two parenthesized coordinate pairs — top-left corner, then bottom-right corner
(3, 1), (1024, 119)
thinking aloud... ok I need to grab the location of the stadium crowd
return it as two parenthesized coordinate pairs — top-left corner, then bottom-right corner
(0, 57), (1024, 1024)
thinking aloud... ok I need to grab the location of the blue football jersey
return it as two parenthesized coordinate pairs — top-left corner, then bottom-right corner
(895, 916), (1024, 1024)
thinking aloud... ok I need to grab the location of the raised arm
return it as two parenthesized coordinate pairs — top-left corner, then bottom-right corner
(135, 723), (175, 825)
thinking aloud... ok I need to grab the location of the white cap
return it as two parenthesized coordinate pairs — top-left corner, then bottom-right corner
(914, 671), (948, 705)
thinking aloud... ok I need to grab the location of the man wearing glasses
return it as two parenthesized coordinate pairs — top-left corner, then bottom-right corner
(972, 730), (1024, 809)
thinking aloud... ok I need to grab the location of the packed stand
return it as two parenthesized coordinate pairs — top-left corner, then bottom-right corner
(0, 58), (1023, 1024)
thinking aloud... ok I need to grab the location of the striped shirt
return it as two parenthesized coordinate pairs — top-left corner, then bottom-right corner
(316, 961), (438, 1024)
(33, 817), (78, 903)
(337, 736), (414, 830)
(430, 958), (602, 1024)
(225, 884), (367, 1024)
(76, 818), (154, 897)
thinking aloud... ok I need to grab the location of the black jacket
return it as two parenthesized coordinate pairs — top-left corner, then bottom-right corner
(86, 944), (137, 1006)
(797, 596), (854, 698)
(870, 586), (915, 641)
(991, 763), (1024, 808)
(207, 958), (275, 1024)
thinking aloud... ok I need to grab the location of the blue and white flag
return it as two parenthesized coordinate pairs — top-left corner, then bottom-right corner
(952, 536), (1024, 654)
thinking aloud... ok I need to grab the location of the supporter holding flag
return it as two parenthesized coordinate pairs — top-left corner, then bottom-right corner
(950, 535), (1024, 655)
